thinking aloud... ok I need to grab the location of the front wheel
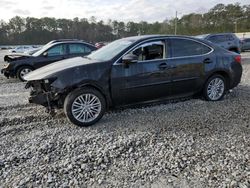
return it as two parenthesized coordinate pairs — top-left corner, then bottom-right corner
(203, 75), (226, 101)
(17, 66), (33, 81)
(64, 88), (106, 127)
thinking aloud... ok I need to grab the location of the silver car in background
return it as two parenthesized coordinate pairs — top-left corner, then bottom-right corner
(196, 33), (241, 53)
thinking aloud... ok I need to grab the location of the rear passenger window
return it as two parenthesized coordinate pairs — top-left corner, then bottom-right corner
(227, 35), (235, 41)
(219, 35), (228, 42)
(69, 44), (91, 54)
(208, 35), (229, 43)
(208, 36), (220, 43)
(170, 39), (211, 57)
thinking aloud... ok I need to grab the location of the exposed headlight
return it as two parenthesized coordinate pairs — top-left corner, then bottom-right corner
(44, 77), (57, 84)
(42, 77), (58, 92)
(44, 79), (50, 84)
(3, 63), (10, 69)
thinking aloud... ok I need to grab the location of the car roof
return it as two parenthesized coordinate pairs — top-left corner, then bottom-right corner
(50, 40), (96, 47)
(49, 39), (83, 43)
(206, 33), (236, 37)
(122, 34), (201, 42)
(129, 35), (217, 49)
(46, 39), (94, 45)
(195, 34), (210, 39)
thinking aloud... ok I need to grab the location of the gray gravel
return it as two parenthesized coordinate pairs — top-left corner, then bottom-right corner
(0, 50), (249, 187)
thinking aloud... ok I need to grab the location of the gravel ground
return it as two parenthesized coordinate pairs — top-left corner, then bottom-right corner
(0, 50), (249, 187)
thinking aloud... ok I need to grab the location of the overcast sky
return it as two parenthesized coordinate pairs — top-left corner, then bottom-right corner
(0, 0), (249, 22)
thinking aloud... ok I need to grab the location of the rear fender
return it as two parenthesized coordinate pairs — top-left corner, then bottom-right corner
(204, 69), (232, 89)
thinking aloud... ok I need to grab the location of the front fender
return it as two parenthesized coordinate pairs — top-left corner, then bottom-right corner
(51, 74), (112, 107)
(75, 81), (113, 108)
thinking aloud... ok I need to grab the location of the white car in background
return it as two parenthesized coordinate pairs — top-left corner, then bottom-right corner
(24, 47), (42, 55)
(9, 46), (36, 53)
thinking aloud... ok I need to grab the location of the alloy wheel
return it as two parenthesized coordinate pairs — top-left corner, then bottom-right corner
(207, 77), (225, 101)
(71, 94), (102, 123)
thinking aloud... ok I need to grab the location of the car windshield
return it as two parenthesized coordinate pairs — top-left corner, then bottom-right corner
(87, 39), (134, 61)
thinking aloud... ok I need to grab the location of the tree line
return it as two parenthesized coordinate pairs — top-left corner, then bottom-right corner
(0, 3), (249, 45)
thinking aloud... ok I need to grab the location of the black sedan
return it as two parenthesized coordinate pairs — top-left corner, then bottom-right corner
(24, 35), (242, 127)
(1, 41), (97, 81)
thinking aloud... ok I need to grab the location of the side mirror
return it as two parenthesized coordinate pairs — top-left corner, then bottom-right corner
(43, 52), (48, 57)
(122, 54), (138, 64)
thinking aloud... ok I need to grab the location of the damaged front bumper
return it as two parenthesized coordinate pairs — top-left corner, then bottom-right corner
(28, 90), (52, 106)
(25, 79), (65, 110)
(1, 67), (15, 79)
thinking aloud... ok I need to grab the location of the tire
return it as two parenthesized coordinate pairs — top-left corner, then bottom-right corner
(64, 87), (106, 127)
(203, 74), (226, 101)
(17, 66), (34, 81)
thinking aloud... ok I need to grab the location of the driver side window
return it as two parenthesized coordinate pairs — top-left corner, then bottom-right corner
(129, 41), (166, 62)
(46, 44), (66, 57)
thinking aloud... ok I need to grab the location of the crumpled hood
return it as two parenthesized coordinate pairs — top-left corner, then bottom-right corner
(24, 57), (97, 81)
(7, 53), (32, 57)
(4, 53), (32, 62)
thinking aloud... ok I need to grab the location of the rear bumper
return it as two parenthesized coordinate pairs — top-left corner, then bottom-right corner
(230, 62), (243, 89)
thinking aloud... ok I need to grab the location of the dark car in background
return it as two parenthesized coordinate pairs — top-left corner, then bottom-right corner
(196, 33), (241, 53)
(240, 38), (250, 52)
(24, 35), (242, 127)
(1, 40), (97, 81)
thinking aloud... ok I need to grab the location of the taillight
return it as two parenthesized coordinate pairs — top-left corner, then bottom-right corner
(235, 55), (241, 64)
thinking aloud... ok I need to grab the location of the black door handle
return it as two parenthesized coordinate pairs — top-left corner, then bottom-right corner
(158, 63), (169, 69)
(203, 58), (213, 64)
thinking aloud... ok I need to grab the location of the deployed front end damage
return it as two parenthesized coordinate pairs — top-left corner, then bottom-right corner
(23, 56), (111, 125)
(4, 54), (31, 62)
(1, 54), (32, 79)
(25, 78), (66, 114)
(1, 63), (12, 78)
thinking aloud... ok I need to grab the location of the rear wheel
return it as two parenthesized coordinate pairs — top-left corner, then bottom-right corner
(64, 88), (106, 127)
(203, 74), (226, 101)
(17, 66), (33, 81)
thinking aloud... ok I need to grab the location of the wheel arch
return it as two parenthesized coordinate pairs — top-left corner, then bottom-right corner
(205, 70), (231, 90)
(68, 82), (112, 109)
(15, 64), (35, 74)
